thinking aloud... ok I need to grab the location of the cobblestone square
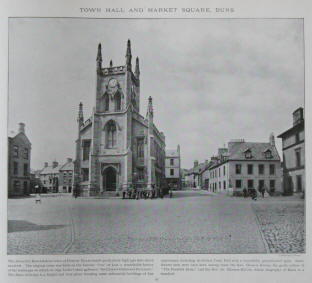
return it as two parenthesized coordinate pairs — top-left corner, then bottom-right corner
(7, 191), (305, 254)
(252, 201), (305, 253)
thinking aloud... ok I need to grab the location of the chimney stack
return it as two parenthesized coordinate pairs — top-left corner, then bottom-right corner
(194, 160), (199, 168)
(52, 161), (58, 168)
(270, 133), (275, 146)
(19, 122), (25, 134)
(293, 107), (304, 126)
(67, 158), (73, 163)
(44, 162), (48, 168)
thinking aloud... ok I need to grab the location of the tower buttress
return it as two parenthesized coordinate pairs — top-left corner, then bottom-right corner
(146, 96), (154, 189)
(77, 102), (84, 127)
(96, 43), (102, 74)
(135, 57), (140, 78)
(95, 44), (104, 113)
(126, 39), (132, 71)
(147, 96), (153, 120)
(74, 102), (83, 195)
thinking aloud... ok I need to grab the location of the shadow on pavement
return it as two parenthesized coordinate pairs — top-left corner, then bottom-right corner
(8, 220), (67, 233)
(168, 191), (214, 199)
(8, 195), (35, 199)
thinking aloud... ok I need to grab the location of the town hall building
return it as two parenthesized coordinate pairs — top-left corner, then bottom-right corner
(74, 40), (166, 196)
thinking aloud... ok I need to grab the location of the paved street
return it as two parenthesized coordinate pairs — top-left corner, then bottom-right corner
(7, 191), (305, 254)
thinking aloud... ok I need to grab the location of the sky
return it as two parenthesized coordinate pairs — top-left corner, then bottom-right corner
(8, 18), (304, 170)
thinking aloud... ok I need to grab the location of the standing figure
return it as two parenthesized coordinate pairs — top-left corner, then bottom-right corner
(35, 193), (41, 204)
(251, 188), (257, 201)
(261, 187), (265, 198)
(243, 187), (248, 198)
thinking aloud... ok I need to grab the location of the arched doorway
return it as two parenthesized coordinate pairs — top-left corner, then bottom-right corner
(103, 167), (117, 191)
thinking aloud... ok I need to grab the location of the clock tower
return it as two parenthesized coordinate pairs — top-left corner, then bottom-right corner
(75, 39), (165, 197)
(88, 40), (141, 194)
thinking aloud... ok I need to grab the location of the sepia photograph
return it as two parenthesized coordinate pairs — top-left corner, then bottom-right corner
(7, 18), (305, 255)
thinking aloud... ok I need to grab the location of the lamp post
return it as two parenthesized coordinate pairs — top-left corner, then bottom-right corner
(73, 160), (80, 198)
(133, 172), (138, 189)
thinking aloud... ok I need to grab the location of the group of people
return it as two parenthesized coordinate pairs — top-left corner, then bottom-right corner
(122, 184), (173, 200)
(243, 186), (267, 200)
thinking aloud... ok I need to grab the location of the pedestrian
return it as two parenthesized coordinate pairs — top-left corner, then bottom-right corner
(151, 185), (155, 199)
(260, 187), (265, 198)
(156, 187), (160, 199)
(248, 188), (252, 198)
(169, 188), (173, 198)
(35, 193), (41, 204)
(243, 187), (247, 198)
(251, 188), (257, 201)
(263, 185), (268, 198)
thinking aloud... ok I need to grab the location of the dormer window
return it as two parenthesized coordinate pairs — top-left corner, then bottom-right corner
(264, 149), (273, 159)
(244, 149), (252, 159)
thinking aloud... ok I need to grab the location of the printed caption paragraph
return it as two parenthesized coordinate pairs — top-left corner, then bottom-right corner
(161, 258), (304, 275)
(8, 257), (304, 278)
(8, 258), (155, 277)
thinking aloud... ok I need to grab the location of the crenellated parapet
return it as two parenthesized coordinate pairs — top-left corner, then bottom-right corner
(101, 65), (126, 76)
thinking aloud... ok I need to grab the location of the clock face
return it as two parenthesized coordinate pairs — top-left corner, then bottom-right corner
(108, 78), (118, 88)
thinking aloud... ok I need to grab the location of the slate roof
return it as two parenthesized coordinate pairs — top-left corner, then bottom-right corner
(30, 169), (42, 176)
(186, 161), (211, 175)
(228, 142), (280, 161)
(40, 165), (61, 175)
(8, 131), (31, 145)
(60, 161), (74, 171)
(166, 149), (179, 157)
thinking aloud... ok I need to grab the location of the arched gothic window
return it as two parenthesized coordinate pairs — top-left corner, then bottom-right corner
(137, 138), (144, 158)
(104, 94), (109, 111)
(115, 92), (121, 111)
(105, 120), (117, 148)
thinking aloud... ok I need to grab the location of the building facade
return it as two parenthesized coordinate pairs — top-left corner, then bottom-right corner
(74, 40), (166, 196)
(165, 145), (181, 189)
(209, 136), (282, 195)
(30, 169), (42, 193)
(278, 107), (305, 194)
(185, 160), (206, 189)
(8, 123), (31, 197)
(59, 158), (74, 193)
(39, 161), (61, 193)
